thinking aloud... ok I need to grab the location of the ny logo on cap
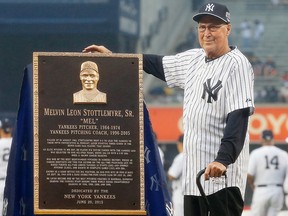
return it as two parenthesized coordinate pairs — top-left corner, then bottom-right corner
(205, 3), (215, 12)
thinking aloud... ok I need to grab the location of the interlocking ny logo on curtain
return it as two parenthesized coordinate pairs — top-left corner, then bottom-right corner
(202, 78), (222, 103)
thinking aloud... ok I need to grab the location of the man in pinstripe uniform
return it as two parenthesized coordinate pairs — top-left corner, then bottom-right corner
(248, 130), (288, 216)
(83, 2), (254, 215)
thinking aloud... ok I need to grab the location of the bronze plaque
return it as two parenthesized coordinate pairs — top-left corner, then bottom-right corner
(33, 52), (145, 215)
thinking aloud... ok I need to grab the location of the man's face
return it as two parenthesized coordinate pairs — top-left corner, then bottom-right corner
(80, 69), (99, 90)
(197, 15), (231, 59)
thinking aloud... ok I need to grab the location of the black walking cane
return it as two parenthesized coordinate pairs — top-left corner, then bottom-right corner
(196, 168), (227, 216)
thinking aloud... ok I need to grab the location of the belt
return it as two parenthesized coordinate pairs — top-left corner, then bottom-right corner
(257, 184), (282, 187)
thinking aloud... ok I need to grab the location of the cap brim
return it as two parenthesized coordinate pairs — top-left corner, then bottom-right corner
(192, 13), (229, 23)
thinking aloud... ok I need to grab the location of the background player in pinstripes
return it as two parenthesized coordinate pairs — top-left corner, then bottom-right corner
(83, 2), (254, 215)
(168, 134), (184, 216)
(247, 130), (288, 216)
(0, 118), (13, 216)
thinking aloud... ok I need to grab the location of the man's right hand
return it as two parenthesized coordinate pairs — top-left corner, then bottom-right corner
(82, 45), (112, 54)
(204, 161), (227, 180)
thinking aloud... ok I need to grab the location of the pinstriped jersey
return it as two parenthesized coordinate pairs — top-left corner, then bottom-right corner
(162, 47), (254, 197)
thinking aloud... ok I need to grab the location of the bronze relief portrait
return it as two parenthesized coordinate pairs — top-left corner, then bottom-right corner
(73, 61), (107, 104)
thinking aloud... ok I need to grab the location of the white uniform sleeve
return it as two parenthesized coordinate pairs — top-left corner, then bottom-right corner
(162, 49), (201, 89)
(225, 55), (254, 114)
(168, 153), (184, 179)
(247, 151), (256, 176)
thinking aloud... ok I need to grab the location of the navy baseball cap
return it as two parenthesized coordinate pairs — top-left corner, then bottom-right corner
(193, 2), (231, 23)
(262, 130), (273, 141)
(178, 134), (184, 143)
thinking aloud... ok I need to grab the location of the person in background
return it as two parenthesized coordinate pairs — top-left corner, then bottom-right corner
(83, 2), (254, 215)
(168, 134), (184, 216)
(239, 19), (252, 52)
(262, 57), (277, 77)
(152, 132), (165, 165)
(253, 19), (264, 48)
(279, 81), (288, 103)
(0, 118), (13, 215)
(248, 130), (288, 216)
